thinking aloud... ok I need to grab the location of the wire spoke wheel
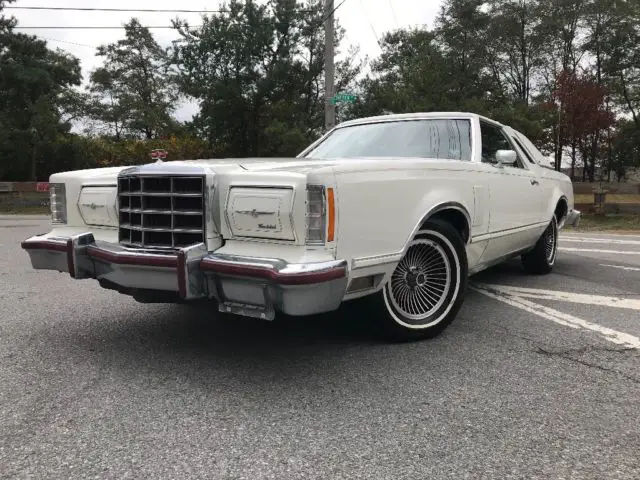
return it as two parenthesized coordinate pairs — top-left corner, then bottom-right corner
(521, 214), (559, 275)
(375, 220), (468, 341)
(544, 216), (558, 264)
(388, 239), (452, 323)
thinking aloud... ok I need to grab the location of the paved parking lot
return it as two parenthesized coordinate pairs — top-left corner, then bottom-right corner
(1, 216), (639, 479)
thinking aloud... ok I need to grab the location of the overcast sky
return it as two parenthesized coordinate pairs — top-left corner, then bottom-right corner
(9, 0), (443, 120)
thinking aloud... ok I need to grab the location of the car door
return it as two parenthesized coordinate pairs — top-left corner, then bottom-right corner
(508, 128), (554, 222)
(476, 120), (545, 259)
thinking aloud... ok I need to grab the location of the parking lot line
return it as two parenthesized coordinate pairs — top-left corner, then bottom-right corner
(560, 237), (640, 246)
(474, 284), (640, 311)
(600, 264), (640, 272)
(558, 247), (640, 255)
(471, 285), (640, 349)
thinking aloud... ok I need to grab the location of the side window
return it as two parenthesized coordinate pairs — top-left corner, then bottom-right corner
(480, 121), (524, 168)
(517, 132), (548, 165)
(511, 135), (536, 165)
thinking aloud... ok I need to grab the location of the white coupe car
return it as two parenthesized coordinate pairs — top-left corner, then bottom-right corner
(22, 112), (580, 340)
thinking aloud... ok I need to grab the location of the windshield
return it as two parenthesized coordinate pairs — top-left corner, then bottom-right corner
(303, 119), (472, 160)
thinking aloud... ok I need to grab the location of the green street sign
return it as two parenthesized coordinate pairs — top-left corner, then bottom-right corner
(329, 92), (358, 105)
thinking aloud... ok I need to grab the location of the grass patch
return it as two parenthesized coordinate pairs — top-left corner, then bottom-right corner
(0, 205), (50, 215)
(568, 214), (640, 233)
(574, 193), (640, 204)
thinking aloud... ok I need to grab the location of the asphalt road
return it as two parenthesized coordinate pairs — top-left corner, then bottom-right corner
(1, 217), (639, 479)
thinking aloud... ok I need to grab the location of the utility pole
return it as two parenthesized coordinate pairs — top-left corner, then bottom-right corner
(324, 0), (335, 131)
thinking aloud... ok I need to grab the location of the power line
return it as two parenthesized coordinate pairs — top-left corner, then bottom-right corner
(41, 37), (96, 49)
(7, 6), (285, 14)
(12, 2), (351, 33)
(5, 6), (314, 14)
(387, 0), (399, 29)
(15, 25), (190, 29)
(320, 0), (348, 24)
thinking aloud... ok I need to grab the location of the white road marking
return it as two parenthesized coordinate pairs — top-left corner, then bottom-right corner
(561, 232), (640, 238)
(474, 284), (640, 311)
(559, 247), (640, 255)
(560, 237), (640, 246)
(600, 264), (640, 272)
(472, 285), (640, 349)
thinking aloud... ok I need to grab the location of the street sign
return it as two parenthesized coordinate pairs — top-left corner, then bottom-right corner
(329, 92), (358, 105)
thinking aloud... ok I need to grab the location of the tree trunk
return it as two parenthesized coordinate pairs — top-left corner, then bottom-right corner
(30, 143), (38, 182)
(570, 141), (577, 180)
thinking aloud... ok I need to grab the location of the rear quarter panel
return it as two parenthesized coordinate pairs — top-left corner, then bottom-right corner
(539, 167), (575, 220)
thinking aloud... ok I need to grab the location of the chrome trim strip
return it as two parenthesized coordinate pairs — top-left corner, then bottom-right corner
(351, 252), (403, 269)
(471, 221), (549, 243)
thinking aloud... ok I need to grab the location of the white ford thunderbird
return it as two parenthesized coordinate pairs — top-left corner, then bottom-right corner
(22, 112), (580, 340)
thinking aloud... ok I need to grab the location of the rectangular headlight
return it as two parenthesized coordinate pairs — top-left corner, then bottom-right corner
(305, 185), (326, 245)
(49, 183), (67, 224)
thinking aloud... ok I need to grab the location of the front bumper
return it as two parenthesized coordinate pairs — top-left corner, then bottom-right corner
(564, 208), (581, 227)
(21, 233), (348, 320)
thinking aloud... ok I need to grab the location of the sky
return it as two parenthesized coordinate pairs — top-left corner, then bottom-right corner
(8, 0), (444, 121)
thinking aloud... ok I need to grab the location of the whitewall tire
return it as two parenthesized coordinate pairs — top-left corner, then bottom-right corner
(521, 215), (558, 275)
(368, 218), (468, 341)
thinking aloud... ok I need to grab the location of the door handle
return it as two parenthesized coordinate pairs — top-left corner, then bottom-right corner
(530, 179), (539, 186)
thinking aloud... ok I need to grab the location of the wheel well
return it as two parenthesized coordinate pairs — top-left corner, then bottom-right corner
(424, 208), (470, 243)
(555, 198), (568, 222)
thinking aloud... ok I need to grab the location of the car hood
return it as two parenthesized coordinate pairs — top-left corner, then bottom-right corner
(53, 156), (456, 184)
(180, 157), (345, 173)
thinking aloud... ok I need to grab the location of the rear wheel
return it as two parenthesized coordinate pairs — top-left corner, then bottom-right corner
(368, 218), (468, 342)
(521, 214), (558, 274)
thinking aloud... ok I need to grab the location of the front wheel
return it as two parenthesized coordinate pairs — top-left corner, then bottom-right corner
(521, 214), (558, 275)
(367, 218), (468, 342)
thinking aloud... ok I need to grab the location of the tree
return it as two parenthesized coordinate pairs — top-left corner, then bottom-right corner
(610, 120), (640, 181)
(484, 0), (548, 106)
(348, 29), (453, 118)
(88, 18), (180, 140)
(0, 0), (16, 31)
(0, 0), (82, 180)
(436, 0), (497, 105)
(552, 70), (615, 180)
(172, 0), (361, 157)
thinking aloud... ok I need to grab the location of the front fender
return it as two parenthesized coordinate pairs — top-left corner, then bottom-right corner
(332, 164), (477, 269)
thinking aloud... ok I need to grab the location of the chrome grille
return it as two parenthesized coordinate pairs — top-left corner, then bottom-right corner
(117, 174), (205, 249)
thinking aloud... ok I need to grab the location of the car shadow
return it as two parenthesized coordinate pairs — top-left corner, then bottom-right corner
(47, 294), (486, 387)
(41, 262), (547, 384)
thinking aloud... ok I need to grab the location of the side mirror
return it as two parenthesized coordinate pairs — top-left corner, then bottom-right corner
(495, 149), (518, 167)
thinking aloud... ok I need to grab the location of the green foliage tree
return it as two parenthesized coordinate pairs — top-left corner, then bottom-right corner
(172, 0), (362, 157)
(0, 0), (83, 180)
(88, 18), (180, 140)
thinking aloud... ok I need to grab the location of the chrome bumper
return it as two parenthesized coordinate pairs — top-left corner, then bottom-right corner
(21, 233), (349, 320)
(565, 208), (581, 227)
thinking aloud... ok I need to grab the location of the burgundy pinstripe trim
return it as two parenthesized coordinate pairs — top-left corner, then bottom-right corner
(200, 259), (346, 286)
(21, 240), (68, 252)
(66, 239), (76, 278)
(87, 246), (178, 268)
(177, 250), (187, 298)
